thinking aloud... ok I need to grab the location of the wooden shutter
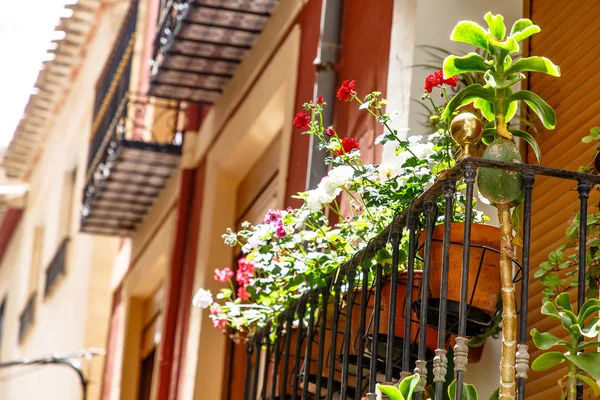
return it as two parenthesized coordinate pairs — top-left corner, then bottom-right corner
(525, 0), (600, 397)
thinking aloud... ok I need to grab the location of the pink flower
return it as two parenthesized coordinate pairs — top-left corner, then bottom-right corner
(236, 257), (255, 286)
(275, 220), (286, 239)
(210, 308), (227, 330)
(264, 209), (282, 224)
(324, 127), (336, 137)
(237, 286), (251, 301)
(214, 267), (234, 283)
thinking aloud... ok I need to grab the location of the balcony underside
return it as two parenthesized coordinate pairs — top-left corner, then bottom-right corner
(149, 0), (279, 103)
(81, 141), (181, 236)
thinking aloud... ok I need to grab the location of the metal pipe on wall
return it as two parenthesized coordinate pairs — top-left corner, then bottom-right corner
(305, 0), (344, 190)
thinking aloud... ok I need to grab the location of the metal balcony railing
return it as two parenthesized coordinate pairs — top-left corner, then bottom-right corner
(240, 158), (600, 400)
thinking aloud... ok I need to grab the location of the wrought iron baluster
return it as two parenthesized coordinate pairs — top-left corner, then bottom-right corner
(415, 201), (436, 396)
(315, 288), (330, 399)
(368, 262), (383, 396)
(454, 162), (476, 400)
(341, 271), (356, 399)
(354, 268), (369, 400)
(244, 340), (255, 400)
(280, 312), (295, 399)
(291, 298), (307, 398)
(261, 326), (272, 400)
(327, 283), (341, 399)
(402, 211), (418, 378)
(302, 294), (317, 399)
(516, 170), (534, 399)
(269, 325), (283, 400)
(251, 333), (262, 400)
(434, 180), (455, 398)
(576, 179), (591, 400)
(385, 227), (401, 383)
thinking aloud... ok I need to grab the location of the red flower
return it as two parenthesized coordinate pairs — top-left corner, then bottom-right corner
(237, 286), (251, 301)
(293, 112), (311, 129)
(336, 80), (356, 101)
(324, 127), (336, 137)
(443, 75), (459, 87)
(335, 137), (360, 155)
(214, 267), (234, 283)
(424, 70), (458, 93)
(317, 95), (324, 104)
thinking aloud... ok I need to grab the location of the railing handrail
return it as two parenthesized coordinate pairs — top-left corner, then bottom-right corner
(248, 157), (600, 340)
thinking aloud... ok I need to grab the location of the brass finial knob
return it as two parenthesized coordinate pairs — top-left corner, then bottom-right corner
(450, 112), (483, 160)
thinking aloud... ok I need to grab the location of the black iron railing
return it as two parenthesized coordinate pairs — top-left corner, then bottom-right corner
(44, 238), (70, 297)
(90, 0), (138, 168)
(151, 0), (191, 75)
(18, 293), (36, 343)
(241, 158), (600, 400)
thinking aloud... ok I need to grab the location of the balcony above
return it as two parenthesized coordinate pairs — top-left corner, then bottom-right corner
(149, 0), (280, 103)
(81, 94), (185, 236)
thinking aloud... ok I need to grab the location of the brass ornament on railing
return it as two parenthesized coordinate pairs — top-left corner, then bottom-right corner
(450, 112), (483, 160)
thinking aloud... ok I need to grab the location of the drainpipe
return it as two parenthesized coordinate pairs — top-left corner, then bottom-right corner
(305, 0), (344, 190)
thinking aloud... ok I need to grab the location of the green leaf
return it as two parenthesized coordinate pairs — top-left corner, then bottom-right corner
(509, 129), (541, 163)
(484, 12), (506, 40)
(577, 298), (600, 325)
(443, 53), (490, 78)
(397, 373), (420, 399)
(576, 373), (600, 398)
(488, 36), (519, 54)
(377, 384), (404, 400)
(590, 126), (600, 139)
(483, 70), (525, 89)
(450, 21), (489, 52)
(564, 353), (600, 379)
(442, 84), (495, 120)
(448, 379), (479, 400)
(531, 351), (566, 371)
(531, 328), (568, 350)
(540, 274), (561, 287)
(510, 19), (541, 42)
(506, 56), (561, 77)
(508, 90), (557, 130)
(488, 388), (500, 400)
(556, 292), (573, 313)
(474, 98), (495, 122)
(542, 301), (576, 331)
(577, 341), (600, 350)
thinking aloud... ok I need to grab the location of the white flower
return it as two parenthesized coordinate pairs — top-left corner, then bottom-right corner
(327, 165), (354, 187)
(242, 224), (270, 252)
(410, 142), (434, 159)
(377, 163), (401, 182)
(192, 288), (213, 309)
(408, 135), (424, 144)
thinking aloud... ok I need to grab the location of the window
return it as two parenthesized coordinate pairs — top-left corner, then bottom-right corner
(44, 239), (69, 297)
(18, 294), (35, 343)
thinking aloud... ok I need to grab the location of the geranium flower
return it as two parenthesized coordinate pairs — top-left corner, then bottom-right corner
(210, 307), (227, 329)
(324, 127), (336, 137)
(263, 209), (282, 224)
(214, 267), (234, 283)
(335, 137), (360, 155)
(317, 95), (324, 104)
(336, 80), (356, 101)
(236, 257), (255, 286)
(237, 286), (251, 301)
(424, 70), (459, 93)
(293, 112), (311, 129)
(192, 288), (213, 309)
(274, 220), (286, 239)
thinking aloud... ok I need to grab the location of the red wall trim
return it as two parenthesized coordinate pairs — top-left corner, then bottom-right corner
(156, 168), (195, 400)
(0, 209), (24, 266)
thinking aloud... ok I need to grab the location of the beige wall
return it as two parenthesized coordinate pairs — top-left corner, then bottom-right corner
(0, 2), (130, 399)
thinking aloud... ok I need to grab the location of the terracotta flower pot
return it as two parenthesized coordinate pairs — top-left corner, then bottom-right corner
(419, 223), (501, 336)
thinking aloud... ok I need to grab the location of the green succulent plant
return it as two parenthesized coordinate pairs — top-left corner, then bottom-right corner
(441, 12), (560, 163)
(531, 293), (600, 400)
(377, 375), (500, 400)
